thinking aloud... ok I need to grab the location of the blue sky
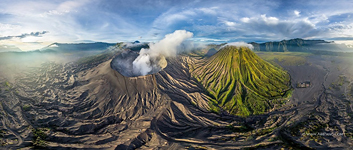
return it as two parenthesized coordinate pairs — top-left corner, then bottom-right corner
(1, 0), (353, 50)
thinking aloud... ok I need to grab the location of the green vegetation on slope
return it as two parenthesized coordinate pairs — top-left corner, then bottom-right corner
(256, 52), (311, 66)
(32, 128), (48, 148)
(4, 81), (10, 87)
(191, 46), (291, 117)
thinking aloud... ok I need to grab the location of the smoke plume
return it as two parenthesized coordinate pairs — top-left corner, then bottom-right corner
(132, 30), (193, 76)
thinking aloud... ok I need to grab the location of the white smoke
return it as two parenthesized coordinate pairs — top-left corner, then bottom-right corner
(222, 42), (254, 50)
(132, 49), (152, 75)
(148, 30), (194, 57)
(132, 30), (193, 76)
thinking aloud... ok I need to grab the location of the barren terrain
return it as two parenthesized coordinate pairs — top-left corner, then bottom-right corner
(0, 49), (352, 149)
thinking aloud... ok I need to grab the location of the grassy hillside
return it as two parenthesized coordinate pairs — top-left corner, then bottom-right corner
(256, 52), (311, 66)
(191, 46), (291, 117)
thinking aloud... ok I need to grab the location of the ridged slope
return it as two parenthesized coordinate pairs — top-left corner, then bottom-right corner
(192, 46), (291, 117)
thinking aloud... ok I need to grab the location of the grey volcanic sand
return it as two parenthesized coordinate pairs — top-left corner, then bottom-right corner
(0, 51), (352, 149)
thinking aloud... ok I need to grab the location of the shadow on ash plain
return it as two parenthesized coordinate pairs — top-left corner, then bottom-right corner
(0, 51), (353, 149)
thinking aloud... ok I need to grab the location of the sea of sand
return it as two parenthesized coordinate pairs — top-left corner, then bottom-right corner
(0, 49), (352, 149)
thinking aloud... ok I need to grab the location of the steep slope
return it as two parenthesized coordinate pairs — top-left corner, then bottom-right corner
(191, 46), (291, 116)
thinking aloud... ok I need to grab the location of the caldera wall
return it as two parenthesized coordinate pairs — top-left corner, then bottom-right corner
(111, 49), (167, 77)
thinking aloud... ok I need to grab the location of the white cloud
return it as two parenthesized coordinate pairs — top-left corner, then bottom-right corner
(232, 14), (318, 39)
(222, 42), (254, 50)
(192, 37), (227, 43)
(240, 17), (250, 23)
(1, 0), (353, 45)
(224, 21), (236, 26)
(310, 14), (329, 24)
(0, 0), (147, 47)
(260, 14), (279, 24)
(0, 23), (21, 31)
(40, 0), (89, 17)
(324, 23), (353, 38)
(198, 7), (218, 15)
(294, 10), (300, 17)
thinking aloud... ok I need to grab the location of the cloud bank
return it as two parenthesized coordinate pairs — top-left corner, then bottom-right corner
(222, 42), (254, 50)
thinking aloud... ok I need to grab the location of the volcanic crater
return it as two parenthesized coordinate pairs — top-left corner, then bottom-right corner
(111, 49), (167, 77)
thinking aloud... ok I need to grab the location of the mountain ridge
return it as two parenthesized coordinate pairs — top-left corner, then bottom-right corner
(249, 38), (351, 52)
(41, 42), (116, 52)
